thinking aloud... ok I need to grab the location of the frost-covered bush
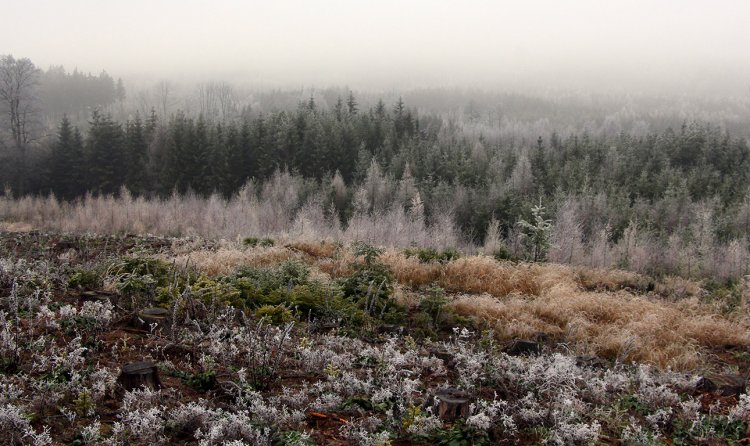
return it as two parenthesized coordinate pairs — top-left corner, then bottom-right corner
(108, 388), (168, 446)
(0, 403), (53, 445)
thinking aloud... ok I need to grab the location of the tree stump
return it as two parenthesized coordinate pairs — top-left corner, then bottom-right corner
(377, 324), (403, 335)
(435, 389), (471, 422)
(119, 361), (162, 391)
(696, 373), (746, 397)
(576, 355), (607, 370)
(505, 338), (541, 356)
(428, 348), (455, 368)
(135, 307), (170, 328)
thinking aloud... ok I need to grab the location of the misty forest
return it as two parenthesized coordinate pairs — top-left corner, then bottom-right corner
(3, 1), (750, 445)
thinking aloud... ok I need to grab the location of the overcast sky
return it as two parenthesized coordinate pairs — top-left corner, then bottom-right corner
(3, 0), (750, 94)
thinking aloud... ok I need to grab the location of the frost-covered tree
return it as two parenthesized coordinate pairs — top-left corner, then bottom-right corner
(518, 202), (552, 262)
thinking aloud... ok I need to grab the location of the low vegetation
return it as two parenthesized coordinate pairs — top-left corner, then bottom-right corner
(1, 231), (750, 445)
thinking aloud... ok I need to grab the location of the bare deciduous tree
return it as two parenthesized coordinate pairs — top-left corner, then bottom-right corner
(154, 80), (174, 118)
(197, 81), (236, 121)
(0, 55), (39, 193)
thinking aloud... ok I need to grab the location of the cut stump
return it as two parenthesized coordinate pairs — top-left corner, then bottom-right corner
(696, 373), (746, 397)
(119, 361), (162, 391)
(435, 388), (471, 422)
(505, 339), (541, 356)
(135, 307), (170, 328)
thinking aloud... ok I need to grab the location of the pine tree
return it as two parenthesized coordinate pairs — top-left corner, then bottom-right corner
(86, 111), (126, 194)
(346, 91), (358, 115)
(223, 122), (247, 195)
(125, 115), (149, 194)
(334, 97), (344, 122)
(48, 115), (84, 200)
(518, 201), (553, 262)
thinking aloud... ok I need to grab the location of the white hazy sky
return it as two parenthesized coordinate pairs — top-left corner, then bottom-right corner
(3, 0), (750, 93)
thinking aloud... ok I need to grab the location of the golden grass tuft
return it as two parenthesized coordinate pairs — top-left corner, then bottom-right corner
(381, 252), (577, 298)
(315, 252), (355, 279)
(574, 267), (650, 292)
(654, 276), (705, 299)
(0, 221), (34, 232)
(286, 240), (340, 259)
(379, 251), (443, 288)
(165, 246), (298, 276)
(451, 281), (750, 370)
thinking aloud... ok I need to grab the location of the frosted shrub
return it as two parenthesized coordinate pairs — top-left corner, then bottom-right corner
(35, 305), (58, 329)
(51, 336), (88, 373)
(110, 406), (165, 445)
(88, 366), (118, 400)
(466, 399), (512, 432)
(340, 416), (389, 446)
(620, 420), (660, 445)
(446, 328), (487, 388)
(403, 406), (442, 436)
(296, 336), (355, 374)
(311, 392), (344, 412)
(0, 382), (22, 404)
(645, 408), (673, 433)
(0, 403), (52, 445)
(516, 392), (546, 424)
(194, 411), (273, 446)
(548, 419), (601, 445)
(729, 394), (750, 421)
(635, 365), (682, 408)
(79, 300), (115, 327)
(108, 388), (167, 446)
(0, 311), (18, 362)
(79, 419), (102, 445)
(679, 398), (702, 422)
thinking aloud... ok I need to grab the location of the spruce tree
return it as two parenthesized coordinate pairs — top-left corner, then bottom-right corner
(86, 111), (126, 194)
(48, 115), (84, 200)
(125, 115), (149, 194)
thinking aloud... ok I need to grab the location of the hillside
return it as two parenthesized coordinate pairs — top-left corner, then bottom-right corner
(2, 230), (749, 445)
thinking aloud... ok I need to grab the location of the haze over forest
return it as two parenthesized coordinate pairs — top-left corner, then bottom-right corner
(4, 0), (750, 94)
(2, 0), (750, 282)
(7, 3), (750, 445)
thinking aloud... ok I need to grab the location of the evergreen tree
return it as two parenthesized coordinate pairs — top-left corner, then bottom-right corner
(48, 115), (84, 199)
(518, 202), (553, 262)
(346, 91), (358, 115)
(125, 115), (149, 194)
(334, 96), (344, 122)
(86, 111), (126, 194)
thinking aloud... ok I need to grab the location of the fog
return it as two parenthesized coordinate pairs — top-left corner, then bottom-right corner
(3, 0), (750, 94)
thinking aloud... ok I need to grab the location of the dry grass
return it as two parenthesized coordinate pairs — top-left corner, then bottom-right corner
(574, 267), (650, 292)
(0, 221), (34, 232)
(144, 243), (750, 370)
(381, 252), (575, 297)
(654, 276), (706, 299)
(164, 246), (298, 276)
(286, 240), (341, 259)
(451, 282), (750, 370)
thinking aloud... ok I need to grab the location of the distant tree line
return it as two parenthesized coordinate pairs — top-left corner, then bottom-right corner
(4, 54), (750, 280)
(21, 94), (750, 250)
(38, 65), (124, 120)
